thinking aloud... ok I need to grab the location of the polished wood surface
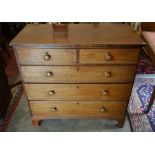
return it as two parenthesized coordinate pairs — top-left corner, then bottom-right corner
(32, 118), (41, 127)
(30, 100), (126, 118)
(16, 48), (77, 65)
(21, 65), (136, 83)
(10, 24), (144, 47)
(25, 84), (132, 100)
(80, 48), (140, 64)
(11, 24), (144, 128)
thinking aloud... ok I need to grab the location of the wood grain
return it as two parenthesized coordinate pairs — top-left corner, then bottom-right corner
(16, 48), (77, 65)
(21, 65), (136, 83)
(10, 24), (144, 47)
(30, 100), (126, 119)
(11, 24), (144, 128)
(25, 84), (132, 100)
(80, 48), (140, 64)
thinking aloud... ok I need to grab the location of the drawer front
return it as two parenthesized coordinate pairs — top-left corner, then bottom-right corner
(30, 100), (126, 118)
(25, 84), (132, 100)
(80, 49), (139, 64)
(16, 48), (77, 65)
(21, 66), (136, 83)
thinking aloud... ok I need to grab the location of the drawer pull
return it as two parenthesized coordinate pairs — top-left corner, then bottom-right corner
(49, 90), (55, 96)
(100, 107), (107, 112)
(46, 71), (53, 77)
(104, 71), (111, 77)
(44, 52), (51, 61)
(51, 107), (57, 112)
(105, 52), (113, 61)
(102, 90), (109, 96)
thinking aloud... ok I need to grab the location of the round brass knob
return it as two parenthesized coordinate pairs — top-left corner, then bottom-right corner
(100, 107), (107, 112)
(102, 90), (109, 96)
(104, 71), (111, 77)
(44, 52), (51, 61)
(46, 71), (53, 78)
(49, 90), (55, 96)
(51, 107), (57, 112)
(105, 52), (113, 61)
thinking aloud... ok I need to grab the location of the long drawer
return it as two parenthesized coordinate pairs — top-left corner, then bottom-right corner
(21, 66), (136, 83)
(16, 48), (77, 65)
(25, 84), (132, 100)
(80, 48), (139, 64)
(30, 100), (126, 118)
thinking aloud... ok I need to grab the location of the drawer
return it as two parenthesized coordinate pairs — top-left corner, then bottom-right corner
(21, 66), (136, 83)
(30, 100), (126, 118)
(16, 48), (77, 65)
(80, 48), (140, 64)
(25, 84), (132, 100)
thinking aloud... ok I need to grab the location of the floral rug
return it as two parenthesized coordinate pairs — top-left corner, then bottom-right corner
(128, 50), (155, 132)
(137, 50), (155, 74)
(128, 75), (155, 132)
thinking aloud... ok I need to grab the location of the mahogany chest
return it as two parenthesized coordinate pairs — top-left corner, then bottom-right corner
(10, 24), (144, 127)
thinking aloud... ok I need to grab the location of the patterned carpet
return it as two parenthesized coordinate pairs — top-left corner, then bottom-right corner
(137, 50), (155, 74)
(128, 75), (155, 132)
(0, 85), (23, 131)
(128, 50), (155, 132)
(0, 49), (23, 131)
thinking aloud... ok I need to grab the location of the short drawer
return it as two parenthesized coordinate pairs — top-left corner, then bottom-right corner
(21, 66), (136, 83)
(25, 84), (132, 100)
(30, 100), (126, 118)
(16, 48), (77, 65)
(80, 48), (140, 64)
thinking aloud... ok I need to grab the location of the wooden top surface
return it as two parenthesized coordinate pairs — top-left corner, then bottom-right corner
(10, 24), (144, 47)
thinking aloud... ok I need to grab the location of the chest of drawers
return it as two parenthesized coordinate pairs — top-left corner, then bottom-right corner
(10, 24), (144, 128)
